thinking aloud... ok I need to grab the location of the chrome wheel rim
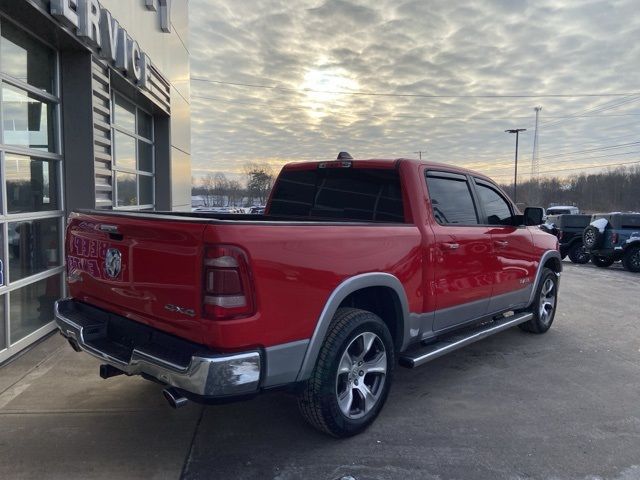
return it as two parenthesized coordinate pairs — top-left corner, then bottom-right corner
(631, 250), (640, 269)
(335, 331), (387, 419)
(539, 278), (557, 326)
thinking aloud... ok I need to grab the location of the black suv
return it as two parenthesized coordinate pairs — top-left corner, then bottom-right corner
(582, 213), (640, 272)
(544, 214), (592, 264)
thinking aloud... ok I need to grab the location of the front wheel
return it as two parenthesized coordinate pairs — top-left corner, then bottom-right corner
(591, 255), (614, 268)
(519, 268), (559, 334)
(622, 246), (640, 273)
(568, 242), (590, 264)
(297, 308), (394, 437)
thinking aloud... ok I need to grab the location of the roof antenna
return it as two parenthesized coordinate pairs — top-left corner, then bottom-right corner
(336, 151), (353, 160)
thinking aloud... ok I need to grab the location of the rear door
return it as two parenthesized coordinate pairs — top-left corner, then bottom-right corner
(66, 213), (208, 344)
(424, 171), (494, 332)
(471, 178), (538, 312)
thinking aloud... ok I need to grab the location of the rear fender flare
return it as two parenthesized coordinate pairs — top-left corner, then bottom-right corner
(295, 272), (410, 382)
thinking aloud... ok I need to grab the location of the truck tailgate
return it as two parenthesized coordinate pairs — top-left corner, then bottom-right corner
(66, 213), (208, 345)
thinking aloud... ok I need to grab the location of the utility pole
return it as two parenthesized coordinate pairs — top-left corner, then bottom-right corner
(531, 106), (542, 177)
(505, 128), (526, 203)
(413, 150), (426, 160)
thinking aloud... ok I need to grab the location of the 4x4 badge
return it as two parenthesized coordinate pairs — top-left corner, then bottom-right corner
(105, 248), (122, 278)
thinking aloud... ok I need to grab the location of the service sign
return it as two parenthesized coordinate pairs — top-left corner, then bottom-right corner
(50, 0), (171, 90)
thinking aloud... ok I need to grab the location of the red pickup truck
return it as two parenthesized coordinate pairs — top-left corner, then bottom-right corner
(55, 156), (561, 437)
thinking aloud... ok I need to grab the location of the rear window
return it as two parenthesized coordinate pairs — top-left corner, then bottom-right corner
(268, 167), (405, 222)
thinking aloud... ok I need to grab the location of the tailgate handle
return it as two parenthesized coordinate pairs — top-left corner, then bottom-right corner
(99, 224), (119, 233)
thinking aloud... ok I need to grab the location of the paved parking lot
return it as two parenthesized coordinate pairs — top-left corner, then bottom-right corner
(1, 261), (639, 480)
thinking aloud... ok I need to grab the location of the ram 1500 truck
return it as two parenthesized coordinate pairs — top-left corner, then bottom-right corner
(55, 157), (561, 437)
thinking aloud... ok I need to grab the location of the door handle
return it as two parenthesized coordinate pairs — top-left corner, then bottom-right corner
(442, 242), (460, 250)
(494, 240), (509, 248)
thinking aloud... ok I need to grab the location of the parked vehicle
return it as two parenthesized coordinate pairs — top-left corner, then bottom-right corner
(55, 156), (561, 437)
(545, 214), (591, 264)
(546, 205), (580, 216)
(582, 213), (640, 272)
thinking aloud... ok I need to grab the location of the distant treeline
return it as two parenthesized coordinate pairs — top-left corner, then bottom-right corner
(499, 166), (640, 213)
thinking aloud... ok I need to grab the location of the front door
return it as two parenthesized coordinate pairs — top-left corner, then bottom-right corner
(424, 171), (494, 332)
(472, 179), (538, 312)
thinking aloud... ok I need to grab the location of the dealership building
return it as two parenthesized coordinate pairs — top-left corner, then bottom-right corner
(0, 0), (191, 363)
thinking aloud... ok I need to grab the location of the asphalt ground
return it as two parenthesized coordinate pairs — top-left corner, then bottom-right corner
(1, 260), (639, 480)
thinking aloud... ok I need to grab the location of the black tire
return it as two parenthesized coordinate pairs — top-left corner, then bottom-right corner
(582, 224), (604, 249)
(518, 268), (559, 334)
(568, 242), (590, 264)
(297, 308), (395, 438)
(622, 245), (640, 273)
(591, 255), (614, 268)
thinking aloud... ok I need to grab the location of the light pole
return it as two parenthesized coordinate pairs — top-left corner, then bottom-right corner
(505, 128), (526, 203)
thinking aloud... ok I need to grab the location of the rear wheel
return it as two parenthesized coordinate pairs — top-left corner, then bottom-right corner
(519, 268), (558, 334)
(622, 245), (640, 273)
(568, 242), (590, 264)
(591, 255), (614, 268)
(297, 308), (394, 437)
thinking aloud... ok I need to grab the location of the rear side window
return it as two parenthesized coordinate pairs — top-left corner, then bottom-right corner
(269, 167), (405, 222)
(425, 174), (478, 225)
(476, 183), (513, 225)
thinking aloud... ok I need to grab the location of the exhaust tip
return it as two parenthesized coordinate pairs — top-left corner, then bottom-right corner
(162, 387), (188, 409)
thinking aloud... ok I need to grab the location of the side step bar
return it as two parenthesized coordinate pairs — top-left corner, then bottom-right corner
(399, 311), (533, 368)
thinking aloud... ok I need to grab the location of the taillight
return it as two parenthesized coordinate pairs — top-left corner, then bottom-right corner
(612, 233), (619, 244)
(203, 245), (255, 320)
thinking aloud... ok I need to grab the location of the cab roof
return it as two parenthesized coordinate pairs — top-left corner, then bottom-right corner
(281, 157), (497, 183)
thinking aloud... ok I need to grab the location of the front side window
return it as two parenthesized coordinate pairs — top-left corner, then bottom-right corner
(476, 183), (513, 225)
(112, 94), (154, 209)
(425, 174), (478, 225)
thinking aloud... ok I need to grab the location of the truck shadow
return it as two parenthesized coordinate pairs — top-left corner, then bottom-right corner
(182, 327), (583, 479)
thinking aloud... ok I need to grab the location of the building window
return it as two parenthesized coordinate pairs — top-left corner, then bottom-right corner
(111, 93), (154, 209)
(0, 18), (63, 358)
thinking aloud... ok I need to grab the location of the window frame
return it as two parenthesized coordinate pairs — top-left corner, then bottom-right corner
(0, 14), (64, 360)
(425, 170), (482, 227)
(111, 92), (155, 211)
(471, 177), (519, 227)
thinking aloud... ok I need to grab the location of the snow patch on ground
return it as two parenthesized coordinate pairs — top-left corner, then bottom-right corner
(590, 218), (609, 233)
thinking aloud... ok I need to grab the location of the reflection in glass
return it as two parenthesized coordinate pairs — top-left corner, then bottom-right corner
(139, 175), (153, 206)
(137, 109), (152, 139)
(138, 140), (153, 172)
(5, 154), (58, 213)
(0, 20), (54, 93)
(114, 131), (136, 170)
(9, 275), (60, 344)
(114, 94), (136, 132)
(117, 172), (137, 206)
(2, 84), (54, 151)
(8, 217), (60, 282)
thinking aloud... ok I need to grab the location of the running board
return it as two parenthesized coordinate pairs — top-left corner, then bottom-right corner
(399, 312), (533, 368)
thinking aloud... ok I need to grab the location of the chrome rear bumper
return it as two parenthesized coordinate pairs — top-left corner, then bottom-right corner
(54, 299), (261, 397)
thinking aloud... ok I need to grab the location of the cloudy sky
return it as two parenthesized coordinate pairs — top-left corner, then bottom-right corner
(188, 0), (640, 184)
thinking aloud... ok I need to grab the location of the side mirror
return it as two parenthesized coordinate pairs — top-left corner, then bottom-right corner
(523, 207), (545, 226)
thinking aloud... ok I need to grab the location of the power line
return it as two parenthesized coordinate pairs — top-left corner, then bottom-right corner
(539, 96), (640, 129)
(192, 94), (640, 123)
(481, 150), (640, 174)
(490, 159), (640, 179)
(192, 77), (640, 99)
